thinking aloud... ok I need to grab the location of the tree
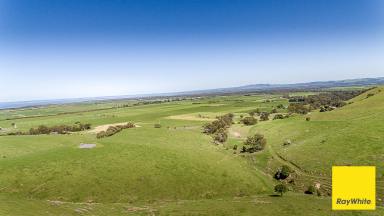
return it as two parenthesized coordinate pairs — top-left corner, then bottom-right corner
(242, 134), (266, 153)
(274, 184), (288, 197)
(241, 116), (257, 125)
(260, 112), (269, 121)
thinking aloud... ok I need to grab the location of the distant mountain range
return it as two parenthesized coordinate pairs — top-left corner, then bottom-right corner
(1, 77), (384, 109)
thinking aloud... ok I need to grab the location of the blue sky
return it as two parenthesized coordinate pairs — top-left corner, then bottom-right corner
(0, 0), (383, 101)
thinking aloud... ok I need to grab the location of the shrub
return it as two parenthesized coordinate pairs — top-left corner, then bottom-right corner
(305, 185), (316, 195)
(7, 131), (25, 136)
(213, 128), (228, 143)
(283, 139), (292, 146)
(217, 113), (234, 125)
(274, 165), (292, 180)
(271, 108), (278, 114)
(366, 93), (374, 98)
(274, 184), (288, 197)
(241, 116), (257, 125)
(248, 110), (256, 117)
(154, 123), (162, 128)
(37, 125), (50, 134)
(96, 131), (106, 139)
(96, 123), (135, 139)
(260, 112), (269, 121)
(273, 114), (284, 120)
(276, 104), (285, 109)
(242, 134), (266, 153)
(319, 105), (335, 112)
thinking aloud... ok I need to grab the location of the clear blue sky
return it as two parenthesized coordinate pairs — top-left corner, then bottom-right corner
(0, 0), (383, 102)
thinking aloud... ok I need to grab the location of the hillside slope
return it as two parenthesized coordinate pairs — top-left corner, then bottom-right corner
(257, 86), (384, 178)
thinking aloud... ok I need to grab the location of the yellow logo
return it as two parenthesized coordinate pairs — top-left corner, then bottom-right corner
(332, 166), (376, 210)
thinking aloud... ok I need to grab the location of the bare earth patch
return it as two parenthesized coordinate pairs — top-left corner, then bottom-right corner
(79, 143), (96, 149)
(87, 122), (140, 134)
(231, 131), (242, 138)
(167, 113), (215, 121)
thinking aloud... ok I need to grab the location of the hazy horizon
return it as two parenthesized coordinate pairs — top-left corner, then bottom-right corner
(1, 0), (383, 102)
(0, 76), (382, 104)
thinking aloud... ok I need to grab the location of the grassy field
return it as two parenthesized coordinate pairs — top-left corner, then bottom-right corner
(0, 88), (383, 215)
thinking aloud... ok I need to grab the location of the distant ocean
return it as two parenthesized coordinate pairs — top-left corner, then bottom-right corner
(0, 94), (159, 110)
(0, 99), (90, 109)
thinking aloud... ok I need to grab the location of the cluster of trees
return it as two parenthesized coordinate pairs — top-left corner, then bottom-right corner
(287, 103), (311, 114)
(4, 122), (92, 136)
(203, 113), (234, 143)
(246, 109), (270, 122)
(288, 90), (367, 113)
(241, 133), (266, 153)
(96, 123), (135, 139)
(29, 123), (91, 135)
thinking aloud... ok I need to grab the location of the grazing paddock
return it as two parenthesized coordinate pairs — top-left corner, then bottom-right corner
(0, 89), (382, 215)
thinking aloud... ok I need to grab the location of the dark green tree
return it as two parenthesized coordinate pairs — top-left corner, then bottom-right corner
(274, 184), (288, 197)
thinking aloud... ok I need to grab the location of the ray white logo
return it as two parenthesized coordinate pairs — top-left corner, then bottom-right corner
(332, 166), (376, 210)
(336, 198), (372, 206)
